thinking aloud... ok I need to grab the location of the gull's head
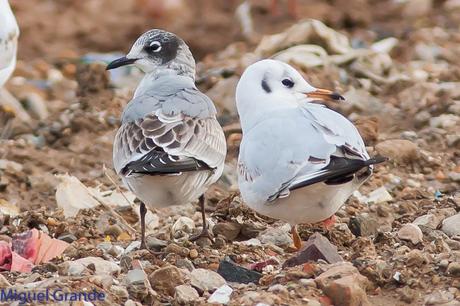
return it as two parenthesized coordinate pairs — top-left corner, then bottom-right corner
(106, 29), (195, 77)
(236, 59), (344, 110)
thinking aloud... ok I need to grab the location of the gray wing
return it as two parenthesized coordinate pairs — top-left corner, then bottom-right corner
(114, 110), (226, 177)
(238, 106), (381, 205)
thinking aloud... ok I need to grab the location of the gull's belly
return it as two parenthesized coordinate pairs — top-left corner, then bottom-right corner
(249, 180), (357, 225)
(122, 170), (216, 210)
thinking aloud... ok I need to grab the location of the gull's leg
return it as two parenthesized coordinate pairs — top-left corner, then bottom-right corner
(139, 202), (147, 249)
(189, 195), (214, 242)
(291, 225), (302, 250)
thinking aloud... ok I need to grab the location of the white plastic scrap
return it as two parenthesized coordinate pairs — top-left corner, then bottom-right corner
(208, 284), (233, 305)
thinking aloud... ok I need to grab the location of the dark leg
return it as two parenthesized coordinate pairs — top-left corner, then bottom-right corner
(189, 195), (214, 242)
(139, 202), (147, 249)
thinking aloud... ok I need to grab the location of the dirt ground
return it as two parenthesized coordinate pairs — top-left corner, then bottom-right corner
(1, 0), (460, 305)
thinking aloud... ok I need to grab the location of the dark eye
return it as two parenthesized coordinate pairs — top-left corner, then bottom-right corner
(145, 41), (162, 53)
(282, 78), (294, 88)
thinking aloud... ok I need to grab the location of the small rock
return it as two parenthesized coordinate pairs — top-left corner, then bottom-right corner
(175, 284), (199, 305)
(61, 257), (121, 276)
(412, 214), (440, 230)
(190, 268), (226, 292)
(283, 233), (343, 268)
(315, 262), (370, 306)
(404, 249), (427, 267)
(149, 266), (185, 296)
(189, 248), (199, 259)
(145, 236), (167, 251)
(0, 274), (11, 287)
(125, 241), (141, 254)
(429, 114), (459, 129)
(268, 284), (288, 294)
(97, 241), (113, 253)
(375, 139), (419, 163)
(349, 213), (379, 237)
(447, 262), (460, 276)
(125, 269), (146, 285)
(58, 233), (77, 243)
(104, 224), (123, 237)
(24, 92), (49, 120)
(300, 278), (317, 288)
(258, 227), (292, 248)
(441, 214), (460, 237)
(172, 216), (195, 238)
(403, 0), (432, 18)
(424, 290), (455, 305)
(164, 243), (190, 257)
(176, 258), (195, 272)
(0, 159), (23, 173)
(363, 186), (393, 204)
(213, 222), (242, 241)
(240, 223), (265, 239)
(217, 256), (262, 284)
(111, 285), (129, 299)
(398, 224), (423, 244)
(208, 284), (233, 304)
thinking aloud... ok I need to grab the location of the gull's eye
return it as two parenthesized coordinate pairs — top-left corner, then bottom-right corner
(282, 78), (295, 88)
(145, 41), (162, 53)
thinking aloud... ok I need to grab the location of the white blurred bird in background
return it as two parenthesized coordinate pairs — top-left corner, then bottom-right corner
(0, 0), (21, 138)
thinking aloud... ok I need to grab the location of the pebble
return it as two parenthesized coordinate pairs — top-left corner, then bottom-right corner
(124, 241), (141, 254)
(24, 92), (49, 120)
(175, 284), (199, 305)
(363, 186), (393, 204)
(190, 268), (227, 292)
(267, 284), (288, 294)
(171, 216), (195, 238)
(429, 114), (459, 129)
(145, 236), (167, 251)
(441, 214), (460, 237)
(299, 278), (317, 288)
(189, 248), (199, 259)
(0, 159), (23, 173)
(104, 224), (123, 237)
(208, 284), (233, 304)
(283, 233), (343, 268)
(213, 222), (242, 241)
(375, 139), (419, 163)
(258, 227), (293, 248)
(176, 258), (195, 272)
(398, 224), (423, 244)
(412, 214), (440, 230)
(164, 243), (190, 257)
(349, 213), (379, 237)
(58, 233), (77, 243)
(315, 262), (370, 306)
(125, 269), (146, 285)
(0, 274), (11, 287)
(217, 256), (262, 284)
(111, 285), (129, 299)
(447, 262), (460, 276)
(424, 290), (455, 305)
(149, 265), (185, 296)
(61, 257), (121, 276)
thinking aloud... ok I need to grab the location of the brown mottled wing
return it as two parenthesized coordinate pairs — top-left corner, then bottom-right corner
(113, 110), (226, 176)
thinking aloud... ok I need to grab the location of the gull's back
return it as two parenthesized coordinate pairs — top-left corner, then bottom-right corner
(0, 0), (19, 87)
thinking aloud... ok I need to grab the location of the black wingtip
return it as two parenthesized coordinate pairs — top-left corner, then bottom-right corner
(367, 155), (388, 165)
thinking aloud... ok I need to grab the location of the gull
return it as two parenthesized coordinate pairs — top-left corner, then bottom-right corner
(0, 0), (19, 88)
(107, 29), (227, 248)
(236, 59), (385, 249)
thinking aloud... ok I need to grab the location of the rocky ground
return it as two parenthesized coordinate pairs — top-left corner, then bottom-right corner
(0, 0), (460, 305)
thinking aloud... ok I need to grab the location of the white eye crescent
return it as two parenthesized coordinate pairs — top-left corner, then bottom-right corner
(149, 41), (162, 52)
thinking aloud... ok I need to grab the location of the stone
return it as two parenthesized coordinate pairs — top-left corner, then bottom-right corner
(258, 227), (293, 248)
(349, 214), (379, 237)
(217, 256), (262, 284)
(429, 114), (459, 129)
(190, 268), (226, 292)
(61, 257), (121, 276)
(104, 224), (123, 237)
(0, 274), (11, 287)
(145, 236), (167, 251)
(149, 265), (185, 296)
(412, 214), (440, 230)
(424, 290), (455, 305)
(213, 222), (242, 241)
(125, 269), (146, 285)
(398, 224), (423, 244)
(375, 139), (419, 163)
(208, 284), (233, 304)
(24, 92), (49, 120)
(404, 249), (428, 267)
(283, 233), (343, 268)
(171, 216), (195, 238)
(176, 258), (195, 272)
(0, 159), (23, 173)
(175, 284), (199, 305)
(164, 243), (190, 257)
(363, 186), (393, 204)
(447, 262), (460, 276)
(315, 262), (370, 306)
(441, 214), (460, 237)
(57, 233), (77, 243)
(402, 0), (432, 18)
(111, 285), (129, 299)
